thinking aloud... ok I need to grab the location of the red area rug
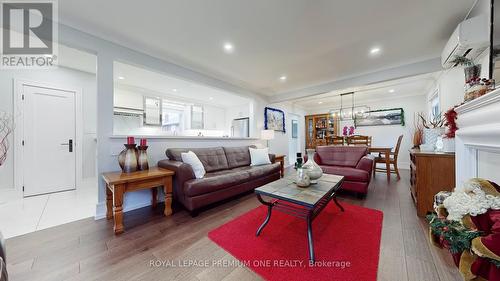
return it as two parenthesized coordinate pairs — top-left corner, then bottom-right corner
(208, 202), (383, 281)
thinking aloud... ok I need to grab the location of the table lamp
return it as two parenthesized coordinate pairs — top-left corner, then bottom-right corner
(261, 129), (275, 148)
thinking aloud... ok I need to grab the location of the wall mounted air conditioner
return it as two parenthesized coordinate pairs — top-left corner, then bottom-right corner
(441, 15), (489, 69)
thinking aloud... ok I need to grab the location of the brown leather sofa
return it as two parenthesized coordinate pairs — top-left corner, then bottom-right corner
(311, 146), (374, 197)
(0, 231), (7, 281)
(158, 146), (280, 215)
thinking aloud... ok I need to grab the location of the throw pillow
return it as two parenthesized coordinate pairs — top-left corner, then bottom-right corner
(249, 147), (271, 166)
(181, 151), (206, 179)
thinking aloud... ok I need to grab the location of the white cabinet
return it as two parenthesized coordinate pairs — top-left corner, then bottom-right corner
(114, 89), (143, 110)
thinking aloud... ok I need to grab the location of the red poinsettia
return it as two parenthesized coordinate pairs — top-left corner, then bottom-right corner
(444, 107), (458, 138)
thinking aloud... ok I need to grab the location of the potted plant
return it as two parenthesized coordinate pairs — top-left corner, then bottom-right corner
(449, 56), (481, 84)
(412, 113), (424, 149)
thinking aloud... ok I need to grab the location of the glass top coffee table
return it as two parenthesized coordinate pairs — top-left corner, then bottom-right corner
(254, 174), (344, 263)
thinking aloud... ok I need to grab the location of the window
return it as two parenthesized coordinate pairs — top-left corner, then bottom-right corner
(162, 101), (185, 134)
(429, 90), (440, 118)
(191, 105), (204, 129)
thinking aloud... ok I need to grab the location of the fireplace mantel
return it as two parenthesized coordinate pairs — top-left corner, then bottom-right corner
(455, 88), (500, 185)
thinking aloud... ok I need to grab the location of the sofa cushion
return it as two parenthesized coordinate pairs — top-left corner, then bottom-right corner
(320, 165), (370, 182)
(232, 163), (280, 180)
(316, 146), (368, 167)
(223, 146), (254, 169)
(167, 147), (229, 172)
(183, 170), (251, 197)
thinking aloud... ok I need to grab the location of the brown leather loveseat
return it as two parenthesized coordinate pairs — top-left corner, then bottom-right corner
(158, 146), (280, 215)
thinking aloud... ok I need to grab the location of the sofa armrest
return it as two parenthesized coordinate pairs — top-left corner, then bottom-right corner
(269, 153), (276, 163)
(0, 231), (5, 263)
(158, 160), (196, 202)
(356, 155), (375, 174)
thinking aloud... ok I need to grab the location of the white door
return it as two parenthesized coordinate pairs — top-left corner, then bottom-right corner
(22, 84), (76, 196)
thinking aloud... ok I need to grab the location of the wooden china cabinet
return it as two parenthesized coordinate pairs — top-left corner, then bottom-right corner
(305, 113), (339, 149)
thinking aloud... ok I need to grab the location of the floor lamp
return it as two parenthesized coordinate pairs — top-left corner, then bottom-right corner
(261, 129), (275, 149)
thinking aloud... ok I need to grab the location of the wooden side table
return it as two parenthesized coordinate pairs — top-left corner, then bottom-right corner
(102, 167), (175, 234)
(274, 155), (286, 178)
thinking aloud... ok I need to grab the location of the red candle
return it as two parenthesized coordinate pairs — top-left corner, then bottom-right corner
(127, 136), (135, 145)
(140, 138), (147, 146)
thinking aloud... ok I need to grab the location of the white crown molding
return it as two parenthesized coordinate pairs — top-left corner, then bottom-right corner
(269, 58), (442, 103)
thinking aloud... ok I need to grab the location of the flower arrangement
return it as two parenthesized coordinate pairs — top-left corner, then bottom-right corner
(342, 125), (355, 136)
(412, 113), (424, 148)
(349, 126), (354, 135)
(417, 112), (445, 129)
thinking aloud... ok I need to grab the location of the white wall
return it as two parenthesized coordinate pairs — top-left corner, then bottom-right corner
(267, 101), (306, 165)
(46, 23), (280, 218)
(0, 66), (97, 194)
(307, 94), (427, 168)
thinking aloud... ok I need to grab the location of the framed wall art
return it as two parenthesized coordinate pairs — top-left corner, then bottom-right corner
(264, 107), (285, 132)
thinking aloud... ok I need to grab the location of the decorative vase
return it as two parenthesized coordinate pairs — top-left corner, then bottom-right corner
(303, 149), (323, 184)
(295, 168), (311, 188)
(464, 65), (481, 84)
(118, 144), (138, 173)
(137, 146), (149, 171)
(423, 128), (445, 149)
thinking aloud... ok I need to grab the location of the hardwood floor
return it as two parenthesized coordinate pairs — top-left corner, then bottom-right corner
(5, 169), (461, 281)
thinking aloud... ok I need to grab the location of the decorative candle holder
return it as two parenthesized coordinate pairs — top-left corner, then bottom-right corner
(118, 144), (138, 173)
(137, 145), (149, 171)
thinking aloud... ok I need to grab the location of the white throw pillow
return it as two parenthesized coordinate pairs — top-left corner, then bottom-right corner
(181, 151), (206, 179)
(249, 147), (271, 166)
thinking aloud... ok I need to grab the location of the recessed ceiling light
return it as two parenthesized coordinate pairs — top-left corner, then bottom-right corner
(223, 42), (234, 53)
(318, 101), (323, 104)
(369, 47), (381, 55)
(209, 97), (214, 100)
(117, 76), (125, 80)
(388, 89), (395, 93)
(172, 88), (178, 92)
(279, 75), (287, 81)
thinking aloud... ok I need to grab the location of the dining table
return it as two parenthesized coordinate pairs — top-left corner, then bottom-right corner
(368, 146), (393, 181)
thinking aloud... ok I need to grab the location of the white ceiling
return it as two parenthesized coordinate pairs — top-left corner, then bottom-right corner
(293, 72), (439, 110)
(58, 0), (475, 96)
(114, 62), (251, 108)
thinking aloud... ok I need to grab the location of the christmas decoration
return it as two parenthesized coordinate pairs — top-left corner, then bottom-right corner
(429, 179), (500, 280)
(443, 179), (500, 221)
(427, 213), (482, 254)
(444, 107), (458, 139)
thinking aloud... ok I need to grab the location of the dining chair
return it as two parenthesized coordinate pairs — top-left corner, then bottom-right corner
(329, 136), (345, 146)
(373, 135), (403, 180)
(347, 135), (369, 146)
